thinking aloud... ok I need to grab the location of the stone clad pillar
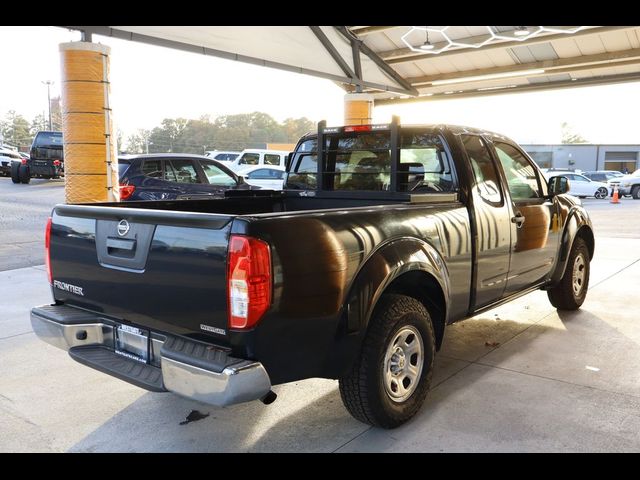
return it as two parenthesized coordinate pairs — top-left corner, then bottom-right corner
(59, 42), (118, 203)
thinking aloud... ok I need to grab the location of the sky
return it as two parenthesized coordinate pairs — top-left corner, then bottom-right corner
(2, 25), (640, 145)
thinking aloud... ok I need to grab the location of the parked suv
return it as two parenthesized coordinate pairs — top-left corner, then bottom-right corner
(118, 153), (256, 201)
(16, 131), (64, 183)
(229, 149), (289, 174)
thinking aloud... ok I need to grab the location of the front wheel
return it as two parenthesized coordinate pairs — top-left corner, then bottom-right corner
(339, 294), (435, 429)
(547, 237), (590, 310)
(632, 185), (640, 200)
(594, 187), (608, 199)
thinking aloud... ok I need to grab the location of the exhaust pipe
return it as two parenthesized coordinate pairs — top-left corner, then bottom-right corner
(260, 390), (277, 405)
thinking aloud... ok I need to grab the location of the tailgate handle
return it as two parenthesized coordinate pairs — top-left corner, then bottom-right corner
(107, 237), (136, 253)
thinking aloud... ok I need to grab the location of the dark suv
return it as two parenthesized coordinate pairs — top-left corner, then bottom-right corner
(117, 153), (255, 201)
(15, 131), (64, 183)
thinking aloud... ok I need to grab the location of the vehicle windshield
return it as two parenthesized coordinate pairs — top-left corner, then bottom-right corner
(200, 162), (237, 186)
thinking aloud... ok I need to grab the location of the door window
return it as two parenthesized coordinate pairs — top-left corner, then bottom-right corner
(141, 159), (163, 178)
(238, 153), (260, 165)
(264, 154), (281, 166)
(493, 142), (543, 200)
(165, 159), (201, 183)
(462, 135), (502, 204)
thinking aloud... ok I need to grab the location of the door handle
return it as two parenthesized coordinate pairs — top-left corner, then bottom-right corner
(511, 212), (525, 228)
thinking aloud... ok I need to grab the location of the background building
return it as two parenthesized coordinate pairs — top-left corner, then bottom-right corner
(523, 144), (640, 173)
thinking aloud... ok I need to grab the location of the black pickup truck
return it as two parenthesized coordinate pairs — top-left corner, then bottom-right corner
(32, 118), (594, 428)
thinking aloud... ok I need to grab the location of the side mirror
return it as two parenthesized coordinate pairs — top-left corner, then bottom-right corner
(237, 175), (245, 183)
(548, 176), (570, 196)
(285, 152), (293, 171)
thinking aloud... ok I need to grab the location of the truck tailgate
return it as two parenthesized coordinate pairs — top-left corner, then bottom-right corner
(49, 204), (234, 341)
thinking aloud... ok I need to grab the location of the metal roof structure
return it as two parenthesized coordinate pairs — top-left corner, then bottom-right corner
(62, 26), (640, 105)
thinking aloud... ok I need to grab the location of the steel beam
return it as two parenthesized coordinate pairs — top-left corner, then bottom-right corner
(408, 48), (640, 85)
(309, 26), (356, 80)
(335, 27), (419, 96)
(374, 71), (640, 105)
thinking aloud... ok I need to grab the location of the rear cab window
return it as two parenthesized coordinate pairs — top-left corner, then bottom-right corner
(286, 129), (455, 193)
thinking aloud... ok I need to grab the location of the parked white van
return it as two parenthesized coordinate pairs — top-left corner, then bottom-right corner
(229, 149), (289, 173)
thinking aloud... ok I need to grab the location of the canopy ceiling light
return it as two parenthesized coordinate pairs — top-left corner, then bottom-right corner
(401, 26), (591, 55)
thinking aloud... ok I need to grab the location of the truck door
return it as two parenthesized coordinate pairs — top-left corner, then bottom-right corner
(461, 134), (512, 307)
(491, 140), (560, 294)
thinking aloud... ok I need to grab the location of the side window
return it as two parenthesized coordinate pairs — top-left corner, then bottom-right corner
(462, 135), (502, 204)
(573, 175), (588, 182)
(264, 154), (281, 166)
(166, 159), (201, 184)
(239, 153), (260, 165)
(399, 131), (453, 192)
(200, 161), (236, 186)
(493, 142), (543, 200)
(287, 141), (318, 189)
(248, 168), (269, 179)
(141, 159), (163, 178)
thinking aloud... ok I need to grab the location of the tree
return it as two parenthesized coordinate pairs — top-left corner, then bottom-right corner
(148, 118), (188, 152)
(125, 129), (152, 154)
(30, 113), (48, 136)
(561, 122), (588, 144)
(1, 111), (32, 150)
(283, 117), (315, 142)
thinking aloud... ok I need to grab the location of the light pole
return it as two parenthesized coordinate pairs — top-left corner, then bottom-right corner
(42, 80), (54, 130)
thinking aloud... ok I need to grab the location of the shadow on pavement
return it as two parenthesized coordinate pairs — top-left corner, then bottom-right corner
(68, 314), (558, 452)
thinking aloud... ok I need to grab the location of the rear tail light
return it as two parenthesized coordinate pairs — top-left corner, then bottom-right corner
(119, 183), (135, 201)
(45, 217), (52, 285)
(227, 235), (271, 330)
(53, 159), (61, 166)
(21, 158), (27, 165)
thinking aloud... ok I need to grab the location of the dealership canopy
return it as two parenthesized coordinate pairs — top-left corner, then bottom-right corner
(61, 26), (640, 104)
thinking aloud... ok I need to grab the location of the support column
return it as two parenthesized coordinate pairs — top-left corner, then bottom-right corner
(344, 93), (373, 126)
(59, 42), (117, 203)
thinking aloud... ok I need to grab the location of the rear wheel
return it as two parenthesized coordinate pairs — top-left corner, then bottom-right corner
(594, 187), (607, 199)
(632, 185), (640, 199)
(339, 294), (435, 429)
(547, 237), (590, 310)
(19, 165), (30, 184)
(10, 162), (20, 183)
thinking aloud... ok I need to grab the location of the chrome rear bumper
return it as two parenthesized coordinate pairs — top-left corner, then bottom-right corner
(31, 305), (271, 407)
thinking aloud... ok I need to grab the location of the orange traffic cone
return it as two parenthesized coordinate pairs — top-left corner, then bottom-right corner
(610, 186), (620, 204)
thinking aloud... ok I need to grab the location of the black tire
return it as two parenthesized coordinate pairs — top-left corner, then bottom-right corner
(339, 294), (436, 429)
(10, 162), (21, 184)
(547, 237), (590, 310)
(19, 165), (30, 184)
(632, 185), (640, 200)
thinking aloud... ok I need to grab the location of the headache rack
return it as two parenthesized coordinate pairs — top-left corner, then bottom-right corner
(299, 115), (459, 203)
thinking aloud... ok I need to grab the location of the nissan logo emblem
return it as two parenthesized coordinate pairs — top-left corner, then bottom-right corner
(117, 220), (130, 237)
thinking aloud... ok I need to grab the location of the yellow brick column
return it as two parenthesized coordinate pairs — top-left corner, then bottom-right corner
(344, 93), (373, 126)
(59, 42), (118, 203)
